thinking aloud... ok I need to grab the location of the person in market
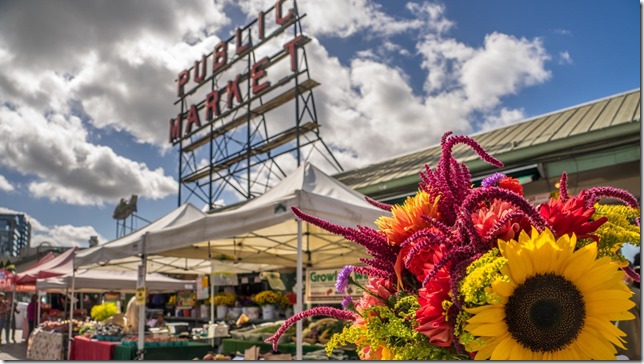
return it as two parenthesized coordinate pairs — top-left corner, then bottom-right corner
(125, 295), (140, 334)
(0, 292), (8, 345)
(26, 294), (38, 340)
(616, 253), (641, 360)
(6, 295), (19, 343)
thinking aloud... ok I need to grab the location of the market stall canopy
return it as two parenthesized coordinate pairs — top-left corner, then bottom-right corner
(74, 203), (206, 268)
(77, 162), (387, 269)
(15, 247), (78, 284)
(158, 162), (386, 268)
(36, 269), (195, 293)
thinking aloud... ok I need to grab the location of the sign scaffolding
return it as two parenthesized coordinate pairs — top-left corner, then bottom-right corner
(171, 0), (342, 210)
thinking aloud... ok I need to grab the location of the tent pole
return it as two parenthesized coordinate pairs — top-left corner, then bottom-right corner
(295, 218), (303, 360)
(67, 268), (76, 359)
(208, 241), (214, 347)
(9, 281), (16, 345)
(36, 291), (41, 326)
(137, 233), (148, 359)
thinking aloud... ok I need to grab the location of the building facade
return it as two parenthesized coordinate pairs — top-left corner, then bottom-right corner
(0, 213), (31, 258)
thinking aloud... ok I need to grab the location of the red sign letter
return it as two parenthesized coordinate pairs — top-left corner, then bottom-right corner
(251, 57), (271, 95)
(169, 114), (182, 143)
(193, 55), (207, 83)
(205, 90), (221, 121)
(275, 0), (294, 25)
(184, 104), (202, 135)
(283, 36), (304, 72)
(258, 11), (265, 41)
(213, 41), (227, 73)
(226, 75), (243, 109)
(177, 69), (190, 97)
(235, 28), (249, 55)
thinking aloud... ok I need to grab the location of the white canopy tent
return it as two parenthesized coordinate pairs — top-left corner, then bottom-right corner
(74, 162), (387, 359)
(75, 203), (206, 266)
(36, 269), (196, 293)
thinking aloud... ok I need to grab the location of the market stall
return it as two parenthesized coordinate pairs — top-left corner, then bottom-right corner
(74, 163), (385, 359)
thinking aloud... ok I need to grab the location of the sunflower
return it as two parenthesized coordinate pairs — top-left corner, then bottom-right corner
(463, 227), (635, 360)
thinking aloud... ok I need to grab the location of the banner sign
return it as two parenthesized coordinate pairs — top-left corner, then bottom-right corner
(0, 270), (14, 291)
(305, 267), (369, 304)
(196, 275), (209, 300)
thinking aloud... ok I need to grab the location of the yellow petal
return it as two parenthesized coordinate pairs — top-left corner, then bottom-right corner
(467, 307), (505, 324)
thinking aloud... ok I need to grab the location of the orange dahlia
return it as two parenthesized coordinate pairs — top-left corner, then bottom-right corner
(375, 189), (441, 246)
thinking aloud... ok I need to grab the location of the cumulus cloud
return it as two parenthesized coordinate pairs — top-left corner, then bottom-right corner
(0, 105), (177, 206)
(0, 175), (14, 192)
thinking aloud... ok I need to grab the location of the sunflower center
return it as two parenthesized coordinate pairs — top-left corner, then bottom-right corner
(504, 273), (585, 352)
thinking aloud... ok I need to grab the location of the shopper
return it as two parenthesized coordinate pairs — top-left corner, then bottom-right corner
(26, 294), (38, 341)
(6, 296), (19, 343)
(0, 293), (8, 345)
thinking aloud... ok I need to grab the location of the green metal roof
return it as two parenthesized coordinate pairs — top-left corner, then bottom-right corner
(334, 89), (641, 198)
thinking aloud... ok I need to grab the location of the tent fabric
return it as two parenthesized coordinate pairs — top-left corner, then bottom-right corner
(36, 269), (195, 293)
(76, 163), (387, 269)
(82, 255), (284, 275)
(151, 163), (386, 268)
(15, 247), (78, 284)
(74, 203), (206, 268)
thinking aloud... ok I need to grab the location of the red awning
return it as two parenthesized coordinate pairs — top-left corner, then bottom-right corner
(15, 247), (77, 285)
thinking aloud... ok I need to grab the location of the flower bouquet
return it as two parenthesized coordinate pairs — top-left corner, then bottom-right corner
(212, 292), (236, 307)
(253, 290), (283, 306)
(266, 132), (640, 360)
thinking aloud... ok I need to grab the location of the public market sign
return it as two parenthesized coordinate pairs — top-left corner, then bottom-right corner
(169, 0), (306, 144)
(305, 268), (369, 304)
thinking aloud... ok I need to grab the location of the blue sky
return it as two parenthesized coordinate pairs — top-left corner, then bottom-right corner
(0, 1), (639, 259)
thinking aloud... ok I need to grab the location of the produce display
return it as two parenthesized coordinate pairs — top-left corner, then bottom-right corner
(38, 319), (83, 333)
(195, 353), (232, 360)
(121, 336), (189, 347)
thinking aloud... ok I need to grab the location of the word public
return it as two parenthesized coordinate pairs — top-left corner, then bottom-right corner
(170, 0), (303, 144)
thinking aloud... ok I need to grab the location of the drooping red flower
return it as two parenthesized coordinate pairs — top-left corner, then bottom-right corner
(539, 190), (607, 240)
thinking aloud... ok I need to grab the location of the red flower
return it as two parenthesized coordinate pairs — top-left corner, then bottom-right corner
(471, 199), (530, 243)
(539, 191), (607, 240)
(498, 176), (524, 196)
(415, 267), (452, 347)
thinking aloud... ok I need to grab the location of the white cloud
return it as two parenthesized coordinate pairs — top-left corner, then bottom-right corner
(461, 33), (551, 110)
(0, 175), (14, 192)
(479, 107), (526, 131)
(0, 105), (177, 206)
(32, 225), (103, 248)
(559, 51), (573, 65)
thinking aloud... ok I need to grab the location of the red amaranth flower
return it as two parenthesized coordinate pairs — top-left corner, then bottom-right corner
(539, 191), (607, 240)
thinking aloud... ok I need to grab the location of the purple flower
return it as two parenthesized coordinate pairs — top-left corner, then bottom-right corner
(481, 172), (506, 188)
(341, 296), (353, 310)
(336, 265), (355, 293)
